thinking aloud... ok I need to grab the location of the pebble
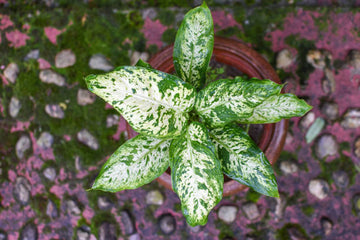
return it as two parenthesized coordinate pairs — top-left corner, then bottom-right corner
(218, 205), (238, 223)
(188, 224), (201, 233)
(306, 50), (332, 69)
(141, 8), (157, 20)
(332, 170), (349, 189)
(19, 223), (38, 240)
(280, 161), (298, 175)
(106, 114), (120, 128)
(9, 96), (21, 118)
(77, 129), (99, 150)
(120, 210), (135, 235)
(322, 68), (336, 94)
(321, 102), (338, 121)
(276, 49), (295, 69)
(242, 203), (260, 220)
(129, 234), (141, 240)
(321, 217), (333, 236)
(299, 112), (315, 130)
(4, 62), (19, 84)
(146, 190), (164, 205)
(130, 51), (150, 66)
(88, 54), (113, 71)
(43, 167), (56, 181)
(158, 214), (176, 235)
(14, 177), (31, 205)
(39, 70), (66, 86)
(305, 117), (325, 144)
(46, 200), (58, 218)
(98, 222), (117, 240)
(36, 132), (54, 149)
(45, 104), (65, 119)
(16, 135), (31, 159)
(76, 226), (91, 240)
(77, 89), (96, 106)
(0, 232), (6, 240)
(55, 49), (76, 68)
(348, 50), (360, 69)
(315, 134), (338, 159)
(97, 196), (113, 210)
(273, 194), (286, 220)
(308, 179), (330, 200)
(355, 137), (360, 158)
(341, 108), (360, 129)
(24, 49), (40, 61)
(65, 199), (81, 215)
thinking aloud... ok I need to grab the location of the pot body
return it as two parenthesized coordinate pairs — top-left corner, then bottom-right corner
(129, 37), (288, 196)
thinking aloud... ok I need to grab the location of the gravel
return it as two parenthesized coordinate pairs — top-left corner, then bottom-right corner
(88, 54), (114, 71)
(16, 135), (31, 159)
(218, 205), (238, 223)
(45, 104), (65, 119)
(4, 62), (19, 84)
(39, 69), (66, 86)
(308, 179), (330, 200)
(77, 129), (99, 150)
(9, 96), (21, 118)
(55, 49), (76, 68)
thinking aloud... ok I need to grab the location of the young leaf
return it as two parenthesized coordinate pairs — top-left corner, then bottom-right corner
(195, 77), (283, 127)
(85, 66), (196, 138)
(237, 94), (312, 124)
(173, 2), (214, 89)
(92, 134), (171, 192)
(210, 124), (279, 197)
(135, 59), (153, 69)
(170, 122), (223, 226)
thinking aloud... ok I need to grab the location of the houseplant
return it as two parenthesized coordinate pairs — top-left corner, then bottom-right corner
(85, 2), (311, 226)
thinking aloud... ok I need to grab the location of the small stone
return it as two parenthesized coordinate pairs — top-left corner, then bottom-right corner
(276, 49), (295, 69)
(98, 222), (117, 240)
(65, 199), (81, 215)
(306, 50), (332, 69)
(188, 224), (201, 233)
(146, 190), (164, 205)
(19, 223), (38, 240)
(141, 8), (157, 20)
(130, 51), (149, 66)
(36, 132), (54, 149)
(273, 194), (286, 220)
(348, 50), (360, 69)
(341, 109), (360, 129)
(158, 214), (176, 235)
(55, 49), (76, 68)
(0, 232), (7, 240)
(24, 49), (40, 61)
(14, 177), (31, 205)
(305, 117), (325, 144)
(129, 233), (140, 240)
(321, 102), (338, 121)
(322, 69), (336, 94)
(321, 217), (333, 236)
(77, 129), (99, 150)
(332, 170), (349, 189)
(16, 135), (31, 159)
(45, 104), (65, 119)
(97, 196), (113, 210)
(77, 89), (96, 106)
(308, 179), (330, 200)
(355, 137), (360, 158)
(4, 63), (19, 84)
(280, 161), (298, 175)
(218, 205), (238, 223)
(39, 69), (66, 86)
(120, 210), (135, 235)
(106, 114), (120, 128)
(89, 54), (113, 71)
(43, 167), (56, 181)
(242, 203), (260, 220)
(77, 226), (91, 240)
(46, 200), (58, 218)
(315, 134), (338, 159)
(299, 112), (315, 130)
(9, 96), (21, 118)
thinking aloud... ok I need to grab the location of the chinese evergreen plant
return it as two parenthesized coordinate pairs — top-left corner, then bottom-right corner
(85, 2), (311, 226)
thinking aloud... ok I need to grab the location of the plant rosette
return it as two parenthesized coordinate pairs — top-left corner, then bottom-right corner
(85, 2), (312, 226)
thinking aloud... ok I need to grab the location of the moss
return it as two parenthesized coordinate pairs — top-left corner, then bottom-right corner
(276, 223), (310, 240)
(246, 188), (261, 203)
(90, 211), (121, 238)
(158, 9), (176, 26)
(215, 220), (234, 239)
(162, 28), (177, 45)
(301, 205), (314, 216)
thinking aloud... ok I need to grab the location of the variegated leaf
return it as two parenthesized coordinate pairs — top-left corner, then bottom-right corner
(210, 124), (279, 197)
(238, 93), (312, 124)
(170, 122), (223, 226)
(195, 77), (283, 127)
(173, 2), (214, 89)
(85, 66), (196, 138)
(92, 134), (171, 192)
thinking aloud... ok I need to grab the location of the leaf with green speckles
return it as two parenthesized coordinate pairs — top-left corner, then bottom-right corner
(195, 77), (283, 127)
(237, 94), (312, 124)
(85, 66), (196, 138)
(210, 124), (279, 197)
(135, 59), (153, 69)
(170, 122), (223, 226)
(173, 2), (214, 89)
(92, 134), (171, 192)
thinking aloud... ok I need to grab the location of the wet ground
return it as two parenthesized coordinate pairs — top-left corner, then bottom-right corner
(1, 1), (360, 239)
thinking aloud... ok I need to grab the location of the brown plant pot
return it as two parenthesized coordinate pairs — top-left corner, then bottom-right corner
(126, 37), (288, 197)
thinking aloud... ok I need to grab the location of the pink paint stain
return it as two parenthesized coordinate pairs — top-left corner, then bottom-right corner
(22, 23), (30, 31)
(212, 10), (243, 33)
(29, 132), (55, 160)
(0, 15), (13, 30)
(141, 18), (167, 49)
(37, 58), (51, 69)
(105, 103), (113, 109)
(82, 205), (95, 222)
(10, 121), (30, 132)
(5, 30), (30, 48)
(112, 116), (127, 141)
(1, 73), (9, 85)
(63, 134), (72, 141)
(44, 26), (64, 45)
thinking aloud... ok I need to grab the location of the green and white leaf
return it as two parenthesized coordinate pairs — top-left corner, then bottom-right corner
(173, 2), (214, 89)
(92, 134), (171, 192)
(237, 93), (312, 124)
(195, 77), (283, 127)
(210, 124), (279, 197)
(85, 66), (196, 138)
(170, 122), (223, 226)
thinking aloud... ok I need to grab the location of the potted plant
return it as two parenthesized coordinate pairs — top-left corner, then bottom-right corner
(85, 2), (311, 226)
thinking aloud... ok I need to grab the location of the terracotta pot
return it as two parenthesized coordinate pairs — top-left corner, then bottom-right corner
(126, 37), (288, 197)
